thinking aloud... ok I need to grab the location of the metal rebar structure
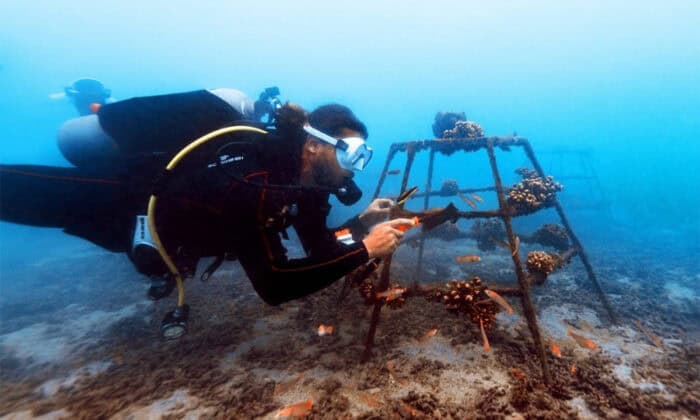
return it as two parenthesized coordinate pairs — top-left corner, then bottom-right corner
(361, 135), (617, 385)
(537, 148), (611, 213)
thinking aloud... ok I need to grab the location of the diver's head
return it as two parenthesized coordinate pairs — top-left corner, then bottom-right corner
(254, 86), (283, 124)
(308, 103), (368, 140)
(301, 104), (371, 189)
(65, 78), (112, 116)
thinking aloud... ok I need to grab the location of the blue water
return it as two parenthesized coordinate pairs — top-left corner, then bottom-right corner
(0, 4), (697, 299)
(0, 2), (699, 417)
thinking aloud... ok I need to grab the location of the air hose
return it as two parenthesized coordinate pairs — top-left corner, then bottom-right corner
(147, 125), (267, 337)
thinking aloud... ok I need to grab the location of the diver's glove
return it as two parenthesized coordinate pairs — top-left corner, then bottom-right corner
(358, 198), (394, 230)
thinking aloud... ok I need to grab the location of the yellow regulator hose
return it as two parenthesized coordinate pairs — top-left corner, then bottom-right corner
(146, 125), (268, 308)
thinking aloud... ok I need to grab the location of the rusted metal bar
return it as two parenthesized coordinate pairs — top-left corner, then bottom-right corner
(520, 140), (618, 324)
(372, 147), (399, 200)
(342, 146), (396, 307)
(403, 283), (521, 299)
(397, 144), (416, 218)
(389, 136), (526, 156)
(456, 209), (508, 219)
(415, 148), (436, 287)
(558, 247), (578, 264)
(486, 140), (551, 385)
(394, 205), (574, 222)
(406, 186), (496, 200)
(363, 145), (417, 362)
(488, 287), (523, 296)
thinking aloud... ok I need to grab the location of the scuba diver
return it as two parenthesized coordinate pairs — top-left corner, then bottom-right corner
(55, 85), (274, 170)
(50, 78), (117, 116)
(1, 86), (411, 337)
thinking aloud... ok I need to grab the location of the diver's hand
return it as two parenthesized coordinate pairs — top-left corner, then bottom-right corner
(362, 218), (415, 258)
(358, 198), (394, 229)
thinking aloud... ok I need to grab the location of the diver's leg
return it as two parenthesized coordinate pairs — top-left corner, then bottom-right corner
(57, 115), (120, 168)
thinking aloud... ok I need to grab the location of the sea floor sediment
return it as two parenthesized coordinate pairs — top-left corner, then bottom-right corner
(1, 240), (698, 419)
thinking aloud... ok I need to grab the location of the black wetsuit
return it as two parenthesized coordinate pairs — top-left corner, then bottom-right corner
(152, 130), (370, 305)
(0, 90), (370, 305)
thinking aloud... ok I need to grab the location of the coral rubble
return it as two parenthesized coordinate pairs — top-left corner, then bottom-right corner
(530, 224), (570, 250)
(441, 120), (484, 139)
(425, 277), (499, 331)
(526, 251), (559, 277)
(439, 179), (460, 196)
(432, 111), (466, 138)
(470, 219), (506, 251)
(507, 169), (563, 214)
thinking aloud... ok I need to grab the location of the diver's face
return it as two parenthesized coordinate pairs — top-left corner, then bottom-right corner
(312, 128), (362, 188)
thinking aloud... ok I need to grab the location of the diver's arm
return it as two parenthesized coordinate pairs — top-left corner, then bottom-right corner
(295, 199), (378, 250)
(291, 196), (367, 254)
(334, 197), (395, 241)
(236, 226), (369, 306)
(333, 215), (367, 242)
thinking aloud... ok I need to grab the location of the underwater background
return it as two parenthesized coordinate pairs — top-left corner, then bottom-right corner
(0, 1), (699, 418)
(1, 1), (698, 261)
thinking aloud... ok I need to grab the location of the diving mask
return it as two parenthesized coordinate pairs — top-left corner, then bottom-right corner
(303, 124), (373, 172)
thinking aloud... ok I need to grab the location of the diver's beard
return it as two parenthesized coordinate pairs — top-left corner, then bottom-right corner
(312, 163), (346, 189)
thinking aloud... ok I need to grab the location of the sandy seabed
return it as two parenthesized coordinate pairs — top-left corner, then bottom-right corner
(1, 238), (699, 419)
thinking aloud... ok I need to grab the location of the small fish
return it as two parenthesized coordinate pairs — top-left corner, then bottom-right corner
(317, 324), (334, 336)
(579, 320), (595, 332)
(399, 402), (419, 417)
(455, 255), (481, 263)
(387, 169), (401, 175)
(48, 92), (66, 100)
(511, 368), (527, 382)
(386, 359), (408, 386)
(512, 236), (520, 256)
(376, 287), (406, 302)
(417, 328), (438, 344)
(570, 364), (577, 375)
(274, 399), (313, 418)
(458, 193), (477, 209)
(358, 392), (382, 408)
(485, 289), (514, 315)
(491, 237), (510, 250)
(274, 372), (306, 395)
(470, 193), (484, 203)
(634, 320), (664, 348)
(480, 319), (490, 352)
(549, 340), (562, 358)
(567, 327), (600, 351)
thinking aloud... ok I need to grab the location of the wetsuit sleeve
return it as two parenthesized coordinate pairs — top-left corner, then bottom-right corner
(236, 224), (369, 306)
(334, 215), (367, 242)
(293, 197), (367, 254)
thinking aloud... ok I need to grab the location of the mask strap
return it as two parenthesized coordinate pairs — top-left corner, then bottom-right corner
(302, 125), (349, 151)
